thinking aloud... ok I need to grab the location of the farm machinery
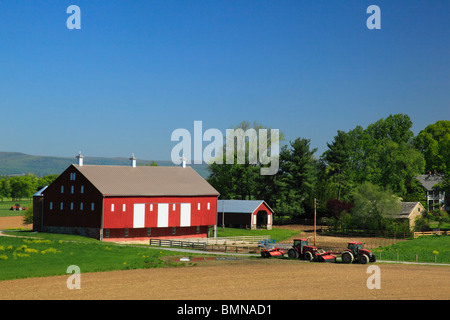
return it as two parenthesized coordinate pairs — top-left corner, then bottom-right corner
(287, 239), (336, 262)
(261, 239), (376, 264)
(261, 238), (336, 262)
(261, 247), (286, 258)
(10, 203), (28, 211)
(341, 241), (376, 264)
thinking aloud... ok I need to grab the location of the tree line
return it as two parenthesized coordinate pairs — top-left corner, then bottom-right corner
(0, 174), (58, 201)
(207, 115), (450, 232)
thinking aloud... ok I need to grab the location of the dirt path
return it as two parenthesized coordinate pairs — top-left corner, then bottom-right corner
(0, 259), (448, 300)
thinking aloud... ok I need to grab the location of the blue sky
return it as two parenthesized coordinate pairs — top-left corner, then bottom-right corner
(0, 1), (449, 162)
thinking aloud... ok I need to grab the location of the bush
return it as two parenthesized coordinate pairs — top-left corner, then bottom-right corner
(414, 216), (431, 232)
(23, 205), (33, 225)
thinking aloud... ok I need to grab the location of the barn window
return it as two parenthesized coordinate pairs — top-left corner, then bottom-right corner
(60, 202), (63, 210)
(71, 186), (74, 194)
(49, 202), (53, 210)
(196, 226), (200, 234)
(70, 202), (74, 210)
(80, 185), (84, 194)
(80, 202), (83, 211)
(122, 204), (126, 212)
(124, 228), (129, 237)
(61, 186), (64, 193)
(198, 203), (201, 210)
(91, 202), (95, 211)
(172, 227), (176, 235)
(105, 229), (110, 238)
(111, 204), (115, 212)
(70, 172), (76, 181)
(150, 204), (153, 211)
(207, 202), (210, 210)
(147, 228), (151, 236)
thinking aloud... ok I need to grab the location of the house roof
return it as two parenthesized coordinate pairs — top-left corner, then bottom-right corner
(71, 164), (219, 197)
(217, 200), (274, 214)
(416, 174), (444, 191)
(390, 202), (424, 219)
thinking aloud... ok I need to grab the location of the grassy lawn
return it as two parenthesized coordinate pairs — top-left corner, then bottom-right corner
(215, 227), (299, 242)
(372, 235), (450, 264)
(0, 199), (32, 217)
(0, 231), (182, 281)
(0, 227), (298, 281)
(429, 221), (450, 230)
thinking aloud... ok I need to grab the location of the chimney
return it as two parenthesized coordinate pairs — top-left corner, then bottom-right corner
(130, 154), (137, 168)
(180, 154), (187, 168)
(76, 151), (84, 166)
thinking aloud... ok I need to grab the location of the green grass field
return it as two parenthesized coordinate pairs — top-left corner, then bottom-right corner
(0, 231), (182, 281)
(0, 199), (32, 217)
(372, 235), (450, 263)
(0, 227), (298, 281)
(216, 226), (298, 242)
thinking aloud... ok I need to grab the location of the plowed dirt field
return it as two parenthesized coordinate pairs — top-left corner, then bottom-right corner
(1, 259), (449, 300)
(1, 217), (449, 300)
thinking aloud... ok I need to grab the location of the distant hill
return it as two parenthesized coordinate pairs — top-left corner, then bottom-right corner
(0, 152), (210, 178)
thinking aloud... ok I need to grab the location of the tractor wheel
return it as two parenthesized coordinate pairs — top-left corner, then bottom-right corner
(360, 254), (369, 264)
(370, 254), (377, 263)
(342, 251), (353, 264)
(288, 249), (299, 259)
(304, 251), (313, 261)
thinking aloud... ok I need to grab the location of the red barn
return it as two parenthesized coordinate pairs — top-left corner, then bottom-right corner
(34, 156), (219, 241)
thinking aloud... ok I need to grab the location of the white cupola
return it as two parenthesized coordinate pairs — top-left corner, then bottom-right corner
(76, 151), (84, 166)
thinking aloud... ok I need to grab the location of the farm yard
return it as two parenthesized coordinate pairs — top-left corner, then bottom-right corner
(1, 216), (449, 300)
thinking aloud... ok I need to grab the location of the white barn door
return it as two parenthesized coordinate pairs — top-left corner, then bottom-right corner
(157, 203), (169, 227)
(180, 203), (191, 227)
(133, 203), (145, 228)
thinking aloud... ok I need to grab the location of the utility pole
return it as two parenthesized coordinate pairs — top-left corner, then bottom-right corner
(222, 200), (225, 232)
(314, 198), (317, 246)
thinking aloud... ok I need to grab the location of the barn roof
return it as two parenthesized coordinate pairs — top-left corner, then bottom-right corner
(217, 200), (274, 214)
(72, 164), (219, 197)
(33, 186), (48, 197)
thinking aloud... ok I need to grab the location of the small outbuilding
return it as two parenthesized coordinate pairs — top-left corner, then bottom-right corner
(389, 202), (425, 230)
(217, 200), (274, 230)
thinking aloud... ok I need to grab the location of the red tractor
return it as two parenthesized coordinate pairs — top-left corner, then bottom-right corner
(341, 242), (376, 264)
(288, 239), (336, 263)
(10, 204), (23, 211)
